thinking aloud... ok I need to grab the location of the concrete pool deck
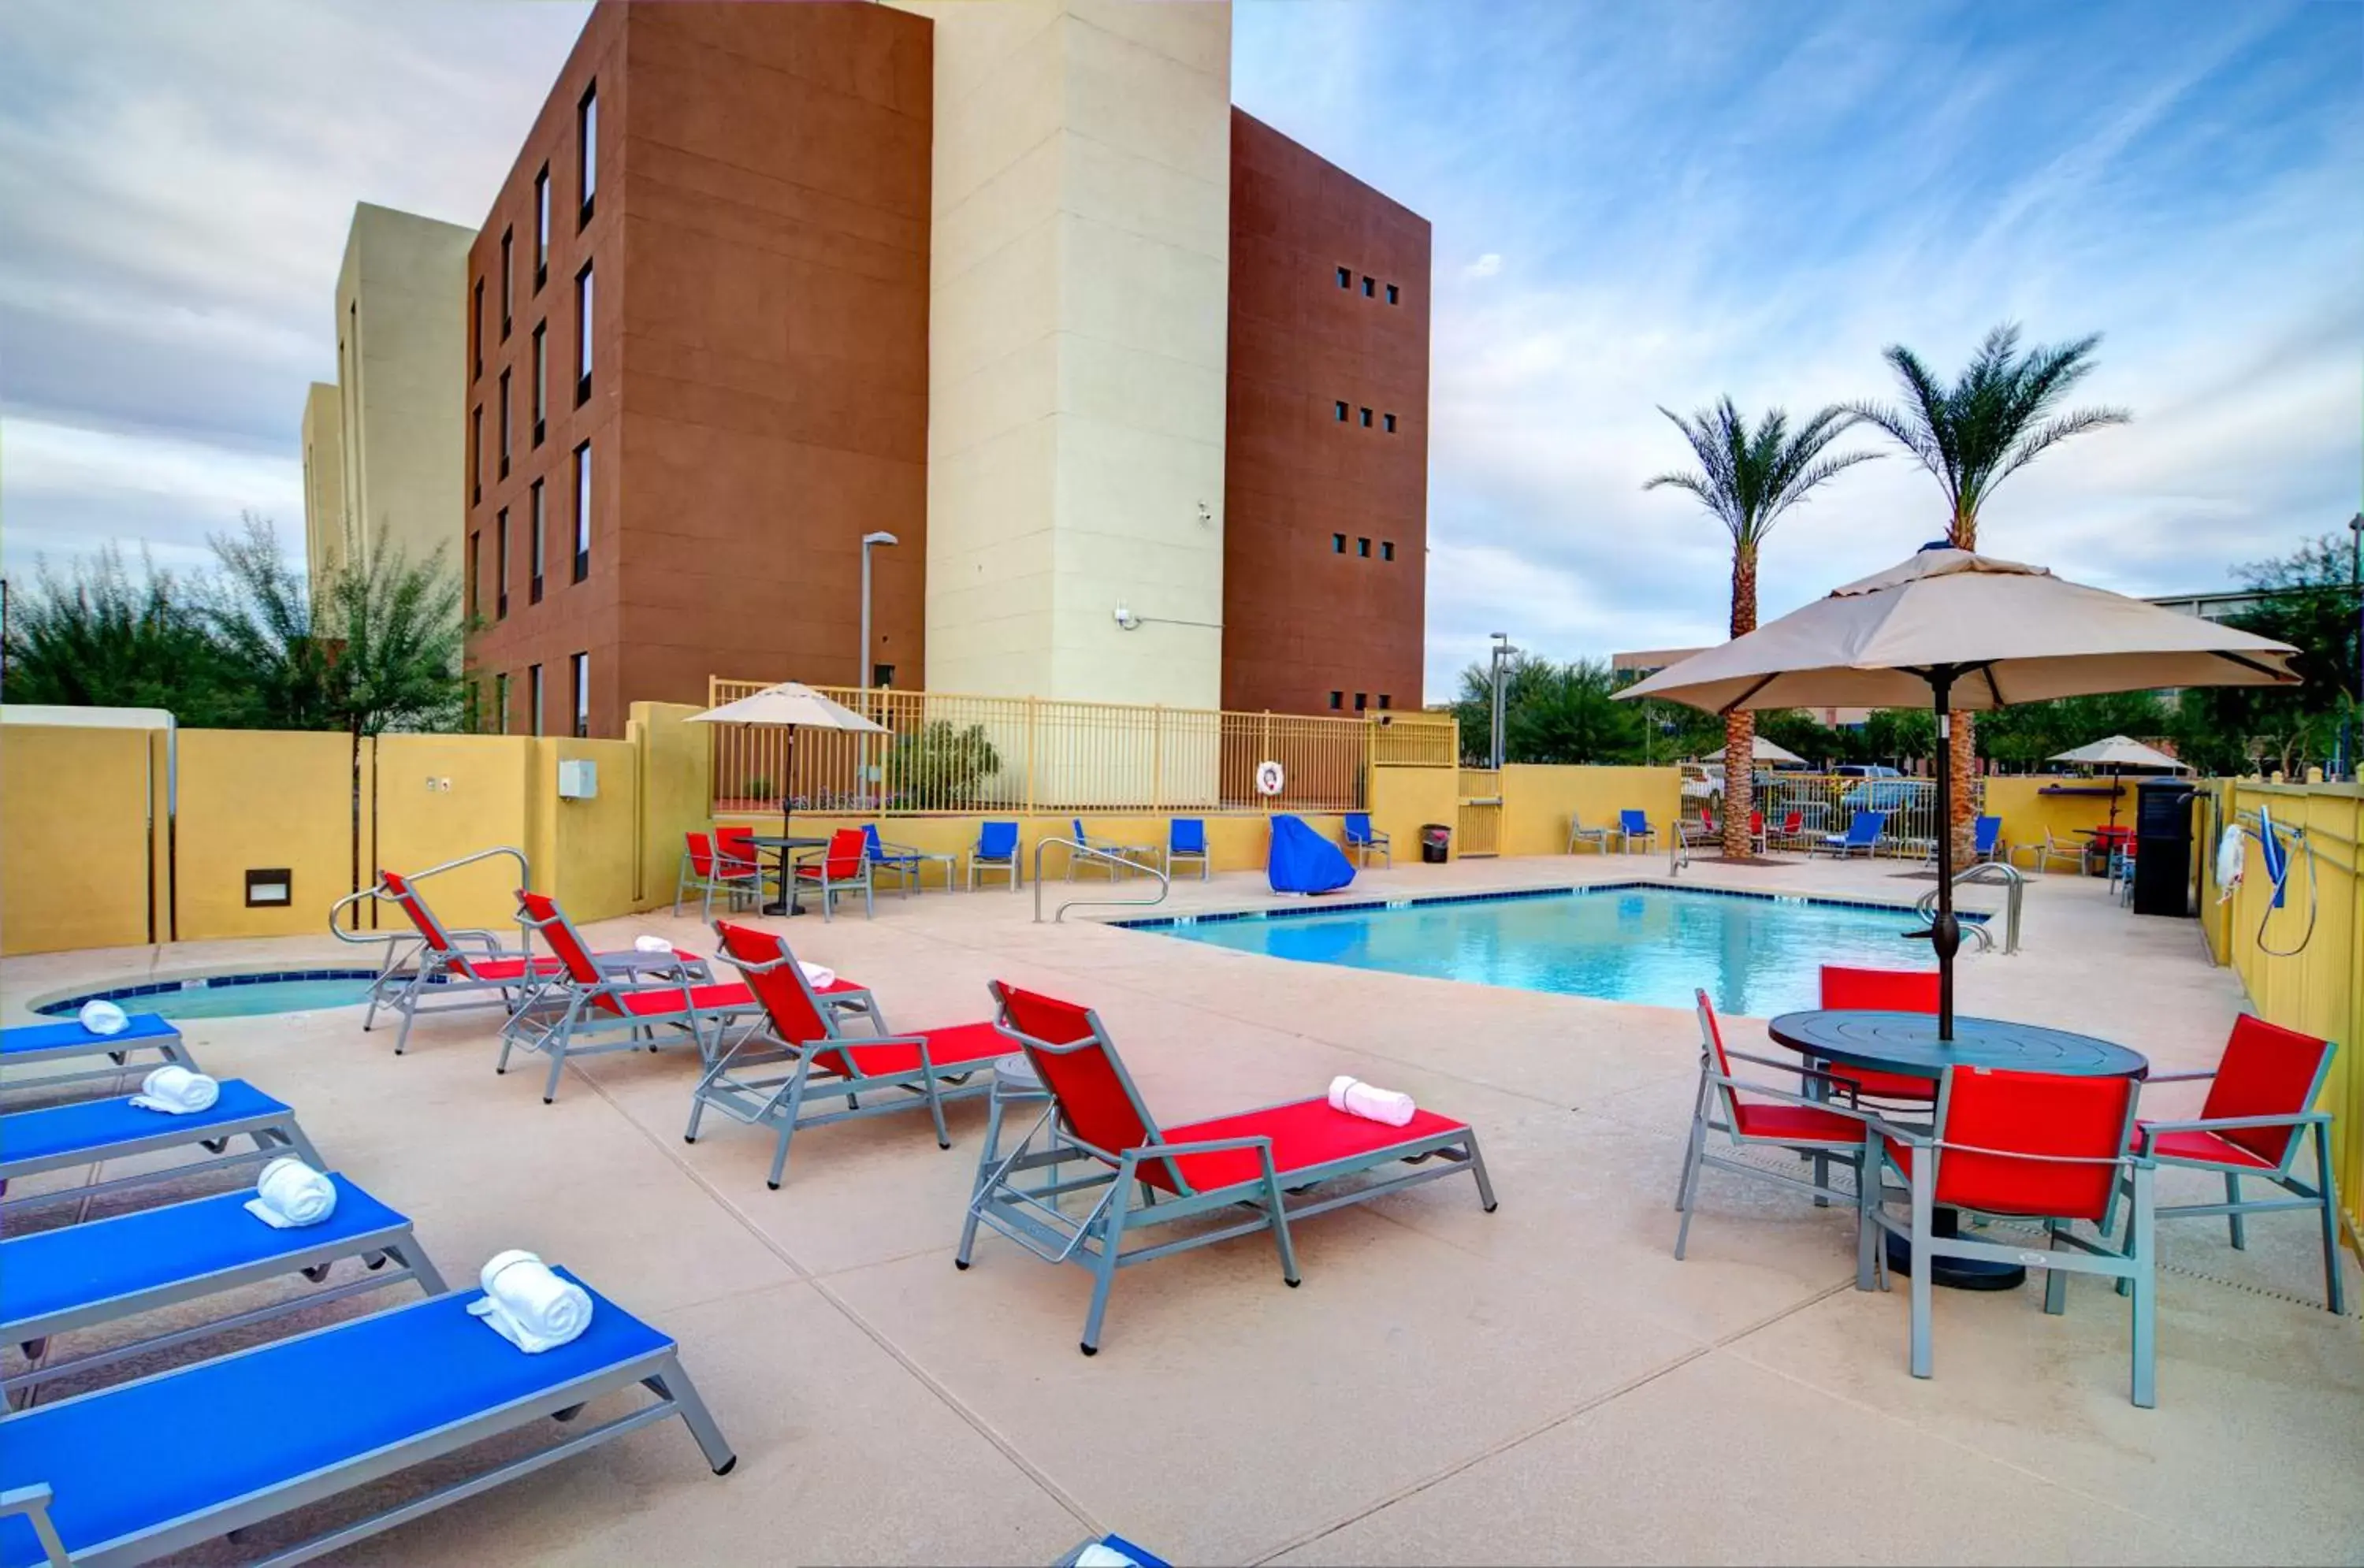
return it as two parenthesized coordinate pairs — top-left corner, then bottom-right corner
(4, 849), (2358, 1565)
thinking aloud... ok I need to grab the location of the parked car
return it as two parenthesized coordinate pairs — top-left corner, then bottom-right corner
(1679, 761), (1725, 807)
(1834, 764), (1902, 779)
(1841, 775), (1924, 812)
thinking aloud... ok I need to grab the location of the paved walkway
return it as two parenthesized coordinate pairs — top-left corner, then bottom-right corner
(5, 850), (2358, 1564)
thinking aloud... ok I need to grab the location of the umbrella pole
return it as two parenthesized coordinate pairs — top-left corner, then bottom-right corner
(782, 725), (796, 839)
(1930, 670), (1960, 1040)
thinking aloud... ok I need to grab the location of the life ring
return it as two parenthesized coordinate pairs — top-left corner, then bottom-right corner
(2213, 824), (2243, 902)
(1255, 760), (1286, 797)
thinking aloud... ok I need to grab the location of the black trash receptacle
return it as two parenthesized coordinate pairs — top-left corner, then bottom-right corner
(1420, 823), (1451, 864)
(2132, 778), (2198, 917)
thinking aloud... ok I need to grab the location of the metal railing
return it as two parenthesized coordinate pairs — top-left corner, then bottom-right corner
(327, 845), (534, 979)
(1753, 773), (1984, 858)
(1032, 838), (1171, 923)
(1912, 861), (2024, 955)
(707, 678), (1451, 819)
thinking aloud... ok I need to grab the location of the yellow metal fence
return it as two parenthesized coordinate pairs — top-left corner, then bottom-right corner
(707, 681), (1455, 818)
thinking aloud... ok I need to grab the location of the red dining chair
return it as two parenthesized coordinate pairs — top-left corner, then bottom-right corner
(1817, 966), (1941, 1105)
(2134, 1015), (2344, 1312)
(793, 827), (874, 921)
(1866, 1065), (2156, 1406)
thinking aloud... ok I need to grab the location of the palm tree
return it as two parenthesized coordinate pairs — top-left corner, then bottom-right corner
(1646, 399), (1879, 859)
(1852, 323), (2129, 855)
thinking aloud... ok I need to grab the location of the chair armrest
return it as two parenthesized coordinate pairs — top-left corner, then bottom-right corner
(2139, 1112), (2327, 1144)
(1708, 1068), (1884, 1120)
(2138, 1070), (2217, 1084)
(1121, 1133), (1277, 1160)
(1722, 1046), (1892, 1089)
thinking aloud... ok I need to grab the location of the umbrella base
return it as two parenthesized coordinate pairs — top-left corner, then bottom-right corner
(1884, 1207), (2027, 1291)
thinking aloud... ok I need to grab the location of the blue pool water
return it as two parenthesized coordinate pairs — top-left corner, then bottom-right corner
(38, 971), (379, 1021)
(1127, 885), (1966, 1016)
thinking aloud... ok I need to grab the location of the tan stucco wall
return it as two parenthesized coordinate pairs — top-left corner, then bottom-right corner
(336, 202), (473, 585)
(300, 381), (348, 601)
(901, 0), (1232, 710)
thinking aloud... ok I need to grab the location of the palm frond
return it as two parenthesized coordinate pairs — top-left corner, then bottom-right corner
(1994, 405), (2132, 487)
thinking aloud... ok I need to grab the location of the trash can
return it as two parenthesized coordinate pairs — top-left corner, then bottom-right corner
(2132, 778), (2198, 918)
(1420, 824), (1451, 864)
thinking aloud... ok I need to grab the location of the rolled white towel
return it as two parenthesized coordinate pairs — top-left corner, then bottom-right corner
(467, 1250), (594, 1353)
(129, 1065), (220, 1114)
(79, 998), (130, 1036)
(634, 934), (675, 953)
(1326, 1074), (1415, 1128)
(245, 1157), (338, 1228)
(798, 960), (837, 990)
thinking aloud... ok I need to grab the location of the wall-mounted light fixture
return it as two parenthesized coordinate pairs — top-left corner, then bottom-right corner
(245, 868), (292, 908)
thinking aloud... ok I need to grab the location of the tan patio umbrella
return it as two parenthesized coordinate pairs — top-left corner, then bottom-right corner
(686, 682), (886, 839)
(2049, 734), (2191, 830)
(1618, 545), (2299, 1035)
(1752, 734), (1806, 766)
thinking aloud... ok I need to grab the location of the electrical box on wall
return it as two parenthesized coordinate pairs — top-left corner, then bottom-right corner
(556, 760), (598, 800)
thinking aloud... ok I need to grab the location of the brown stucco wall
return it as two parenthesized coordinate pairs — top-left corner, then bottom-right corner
(464, 2), (931, 736)
(1221, 108), (1430, 719)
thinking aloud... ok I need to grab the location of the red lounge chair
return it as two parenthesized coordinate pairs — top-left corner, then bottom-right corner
(1673, 992), (1881, 1269)
(1866, 1065), (2156, 1406)
(364, 868), (705, 1056)
(793, 827), (874, 920)
(686, 922), (998, 1187)
(1816, 965), (1942, 1106)
(963, 983), (1497, 1355)
(2134, 1015), (2344, 1313)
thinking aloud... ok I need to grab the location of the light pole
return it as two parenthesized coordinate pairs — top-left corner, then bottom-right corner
(2346, 512), (2362, 779)
(1488, 632), (1520, 771)
(859, 530), (897, 807)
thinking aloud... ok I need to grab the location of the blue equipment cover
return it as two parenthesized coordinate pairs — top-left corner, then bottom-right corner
(1267, 814), (1356, 895)
(0, 1270), (670, 1567)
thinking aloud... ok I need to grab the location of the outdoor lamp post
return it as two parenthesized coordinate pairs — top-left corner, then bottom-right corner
(2347, 512), (2362, 780)
(1489, 632), (1520, 771)
(859, 530), (898, 808)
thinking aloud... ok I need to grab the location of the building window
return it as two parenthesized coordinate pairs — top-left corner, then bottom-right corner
(1378, 694), (1392, 711)
(1328, 691), (1343, 710)
(1355, 692), (1368, 712)
(1360, 407), (1373, 428)
(1331, 533), (1345, 553)
(494, 673), (510, 734)
(528, 663), (545, 737)
(500, 229), (513, 337)
(533, 165), (550, 289)
(571, 651), (589, 737)
(497, 370), (511, 478)
(1334, 400), (1347, 422)
(1386, 283), (1399, 305)
(572, 441), (591, 581)
(873, 663), (896, 689)
(495, 509), (509, 619)
(470, 406), (481, 503)
(1358, 537), (1371, 557)
(470, 280), (483, 380)
(531, 324), (546, 445)
(578, 84), (597, 226)
(1384, 413), (1397, 433)
(466, 529), (480, 619)
(1362, 275), (1375, 297)
(529, 480), (545, 604)
(1381, 540), (1396, 561)
(1336, 266), (1351, 288)
(574, 262), (593, 403)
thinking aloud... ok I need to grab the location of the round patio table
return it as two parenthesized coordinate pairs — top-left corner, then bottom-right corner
(748, 834), (827, 916)
(1766, 1009), (2149, 1291)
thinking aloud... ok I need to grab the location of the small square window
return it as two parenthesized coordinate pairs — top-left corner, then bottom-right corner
(1331, 533), (1346, 553)
(1336, 266), (1351, 288)
(1362, 275), (1375, 297)
(1386, 283), (1399, 305)
(1360, 407), (1373, 427)
(1357, 537), (1371, 557)
(1328, 691), (1344, 710)
(1384, 413), (1397, 433)
(1378, 694), (1392, 711)
(1354, 692), (1368, 711)
(1381, 541), (1396, 561)
(1334, 400), (1348, 422)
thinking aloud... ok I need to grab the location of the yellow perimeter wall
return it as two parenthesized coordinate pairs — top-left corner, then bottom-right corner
(0, 726), (158, 954)
(1981, 775), (2127, 859)
(1499, 764), (1681, 857)
(2198, 780), (2362, 1255)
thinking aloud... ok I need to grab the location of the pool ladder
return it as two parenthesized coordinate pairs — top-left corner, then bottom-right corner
(326, 845), (536, 988)
(1911, 860), (2024, 955)
(1032, 839), (1171, 924)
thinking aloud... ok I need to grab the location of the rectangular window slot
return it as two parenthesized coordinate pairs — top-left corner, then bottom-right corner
(1354, 693), (1368, 711)
(1336, 266), (1351, 288)
(1334, 400), (1347, 422)
(1384, 412), (1397, 433)
(1381, 541), (1396, 561)
(1362, 276), (1374, 297)
(1328, 691), (1344, 710)
(1358, 537), (1371, 557)
(1386, 284), (1399, 305)
(1360, 407), (1373, 427)
(1332, 533), (1346, 553)
(244, 868), (292, 908)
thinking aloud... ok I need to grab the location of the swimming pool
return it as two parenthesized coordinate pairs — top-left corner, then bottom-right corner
(1124, 884), (1972, 1016)
(35, 970), (381, 1021)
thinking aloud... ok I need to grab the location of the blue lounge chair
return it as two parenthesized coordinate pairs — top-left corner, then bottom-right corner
(1617, 809), (1657, 853)
(1164, 819), (1210, 881)
(1343, 812), (1391, 868)
(970, 820), (1021, 891)
(1817, 809), (1886, 859)
(2, 1172), (443, 1398)
(862, 823), (956, 895)
(0, 1269), (734, 1566)
(1065, 818), (1156, 881)
(1972, 813), (2004, 864)
(1, 1013), (195, 1100)
(0, 1081), (322, 1218)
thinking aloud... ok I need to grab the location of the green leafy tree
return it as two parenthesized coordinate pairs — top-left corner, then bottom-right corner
(1851, 323), (2129, 853)
(2173, 533), (2361, 777)
(885, 719), (1002, 808)
(1645, 398), (1877, 856)
(2, 544), (251, 723)
(1977, 690), (2170, 771)
(1450, 656), (1659, 766)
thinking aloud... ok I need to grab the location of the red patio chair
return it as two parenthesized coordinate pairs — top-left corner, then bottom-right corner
(1865, 1065), (2157, 1406)
(1816, 966), (1942, 1105)
(2134, 1015), (2344, 1313)
(964, 983), (1497, 1355)
(1674, 992), (1881, 1276)
(686, 922), (996, 1188)
(792, 827), (874, 921)
(674, 830), (763, 921)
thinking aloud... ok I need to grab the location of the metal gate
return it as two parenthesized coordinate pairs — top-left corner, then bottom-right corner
(1457, 769), (1503, 858)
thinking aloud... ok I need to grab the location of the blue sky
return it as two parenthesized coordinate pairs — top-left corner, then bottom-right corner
(2, 0), (2357, 701)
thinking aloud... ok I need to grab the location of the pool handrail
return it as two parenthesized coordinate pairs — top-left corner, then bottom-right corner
(329, 845), (536, 993)
(1034, 838), (1169, 924)
(1912, 860), (2023, 956)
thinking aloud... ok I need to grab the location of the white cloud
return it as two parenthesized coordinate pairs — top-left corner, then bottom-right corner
(1464, 252), (1504, 279)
